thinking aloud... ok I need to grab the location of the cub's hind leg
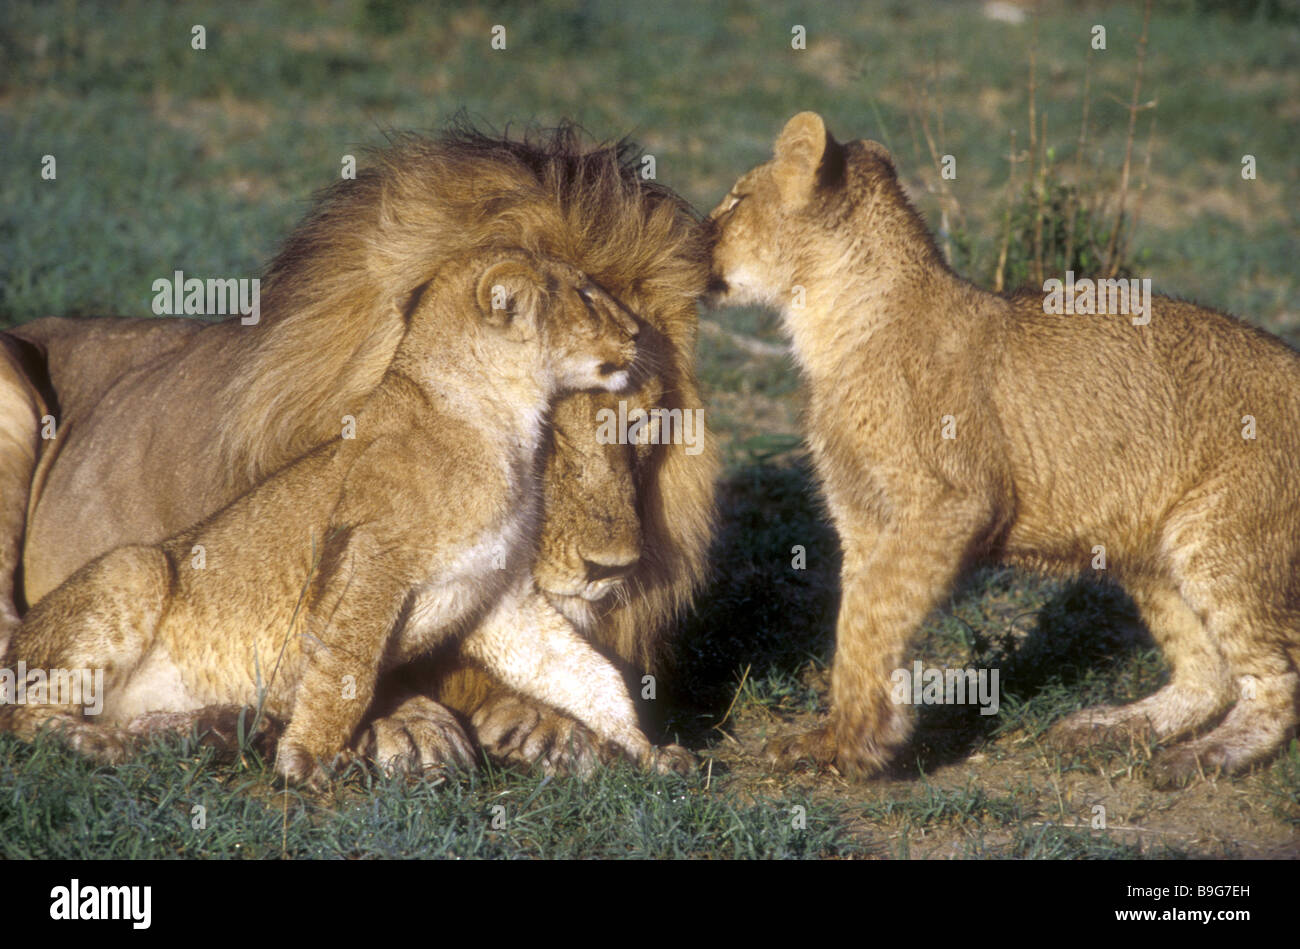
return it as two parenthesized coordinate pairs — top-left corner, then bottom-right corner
(1148, 591), (1300, 787)
(1048, 577), (1234, 751)
(1146, 493), (1300, 786)
(123, 705), (283, 761)
(1, 544), (173, 760)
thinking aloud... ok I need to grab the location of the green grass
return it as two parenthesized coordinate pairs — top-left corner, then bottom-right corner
(3, 1), (1296, 328)
(0, 731), (855, 859)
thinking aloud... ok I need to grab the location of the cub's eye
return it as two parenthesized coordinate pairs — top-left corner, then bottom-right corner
(722, 193), (746, 215)
(577, 286), (595, 304)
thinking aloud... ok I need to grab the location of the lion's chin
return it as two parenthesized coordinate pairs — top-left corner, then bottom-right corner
(543, 591), (600, 635)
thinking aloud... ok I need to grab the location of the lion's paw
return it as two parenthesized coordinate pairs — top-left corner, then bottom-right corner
(471, 694), (605, 777)
(357, 696), (477, 775)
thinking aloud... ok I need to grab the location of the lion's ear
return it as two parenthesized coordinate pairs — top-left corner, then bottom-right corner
(773, 111), (845, 205)
(475, 257), (545, 328)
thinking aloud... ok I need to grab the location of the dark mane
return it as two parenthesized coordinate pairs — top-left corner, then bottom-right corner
(218, 118), (709, 486)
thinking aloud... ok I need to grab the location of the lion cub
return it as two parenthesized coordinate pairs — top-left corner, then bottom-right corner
(707, 111), (1300, 787)
(2, 249), (661, 784)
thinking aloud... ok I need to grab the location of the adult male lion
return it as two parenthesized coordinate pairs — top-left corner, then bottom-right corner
(0, 123), (717, 774)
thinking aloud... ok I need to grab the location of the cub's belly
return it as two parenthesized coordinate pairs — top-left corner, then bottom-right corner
(100, 645), (204, 722)
(101, 643), (292, 721)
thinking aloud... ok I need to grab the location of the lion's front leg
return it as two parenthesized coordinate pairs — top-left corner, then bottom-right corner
(460, 588), (653, 766)
(458, 587), (695, 775)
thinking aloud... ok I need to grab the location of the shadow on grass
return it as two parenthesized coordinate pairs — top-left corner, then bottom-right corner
(669, 455), (1167, 776)
(899, 576), (1162, 777)
(669, 455), (839, 739)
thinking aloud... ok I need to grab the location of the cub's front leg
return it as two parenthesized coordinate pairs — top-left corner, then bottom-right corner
(276, 530), (418, 786)
(765, 503), (984, 777)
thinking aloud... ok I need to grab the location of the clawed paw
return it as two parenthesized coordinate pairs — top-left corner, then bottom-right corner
(357, 697), (477, 776)
(471, 695), (606, 777)
(1047, 705), (1153, 752)
(644, 742), (697, 776)
(274, 741), (351, 789)
(763, 724), (838, 772)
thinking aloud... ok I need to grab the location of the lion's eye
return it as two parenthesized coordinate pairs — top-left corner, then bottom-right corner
(577, 286), (594, 303)
(723, 193), (746, 215)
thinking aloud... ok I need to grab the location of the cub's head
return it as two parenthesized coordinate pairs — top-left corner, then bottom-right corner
(706, 111), (906, 310)
(472, 253), (640, 394)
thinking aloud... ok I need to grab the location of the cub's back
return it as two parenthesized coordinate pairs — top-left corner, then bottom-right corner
(988, 291), (1300, 548)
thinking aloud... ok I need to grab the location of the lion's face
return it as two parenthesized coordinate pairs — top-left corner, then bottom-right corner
(534, 371), (664, 629)
(216, 127), (716, 669)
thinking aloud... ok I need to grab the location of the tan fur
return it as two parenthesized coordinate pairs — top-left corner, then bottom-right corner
(0, 250), (681, 783)
(0, 336), (46, 654)
(0, 124), (717, 773)
(707, 111), (1300, 787)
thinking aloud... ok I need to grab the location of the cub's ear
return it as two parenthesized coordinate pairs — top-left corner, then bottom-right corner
(475, 256), (545, 328)
(773, 111), (846, 205)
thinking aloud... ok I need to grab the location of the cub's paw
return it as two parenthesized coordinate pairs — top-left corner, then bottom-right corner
(274, 741), (350, 789)
(356, 696), (477, 775)
(126, 705), (281, 761)
(763, 724), (837, 772)
(764, 717), (898, 778)
(12, 713), (131, 763)
(67, 723), (132, 763)
(1148, 729), (1276, 789)
(1048, 705), (1152, 751)
(471, 694), (605, 777)
(1148, 744), (1222, 789)
(644, 742), (697, 776)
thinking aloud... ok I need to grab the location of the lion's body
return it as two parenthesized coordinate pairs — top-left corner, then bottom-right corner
(707, 112), (1300, 786)
(0, 125), (717, 774)
(2, 252), (665, 782)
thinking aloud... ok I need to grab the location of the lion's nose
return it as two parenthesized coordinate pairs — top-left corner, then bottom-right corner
(581, 551), (638, 584)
